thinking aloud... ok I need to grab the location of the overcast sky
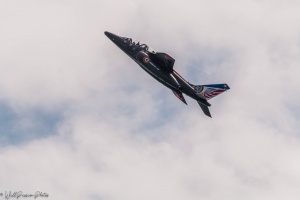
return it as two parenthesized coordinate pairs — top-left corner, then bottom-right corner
(1, 0), (300, 199)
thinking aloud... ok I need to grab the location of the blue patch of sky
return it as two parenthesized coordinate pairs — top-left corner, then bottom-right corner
(113, 84), (178, 123)
(130, 88), (181, 142)
(285, 101), (300, 135)
(183, 45), (234, 84)
(0, 102), (62, 146)
(286, 103), (300, 118)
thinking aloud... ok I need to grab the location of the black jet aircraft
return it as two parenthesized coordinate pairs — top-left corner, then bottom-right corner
(105, 31), (230, 117)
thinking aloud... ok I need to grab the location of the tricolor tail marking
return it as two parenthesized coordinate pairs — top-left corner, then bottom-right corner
(189, 83), (230, 100)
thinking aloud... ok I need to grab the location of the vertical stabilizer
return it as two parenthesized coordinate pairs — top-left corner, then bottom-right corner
(189, 83), (230, 100)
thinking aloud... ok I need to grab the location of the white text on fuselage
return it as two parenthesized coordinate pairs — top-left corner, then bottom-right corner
(149, 62), (160, 71)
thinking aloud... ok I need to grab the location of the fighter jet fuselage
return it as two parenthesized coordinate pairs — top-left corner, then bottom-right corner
(105, 31), (230, 117)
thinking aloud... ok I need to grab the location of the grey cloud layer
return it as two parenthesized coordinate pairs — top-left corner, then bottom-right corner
(1, 0), (300, 199)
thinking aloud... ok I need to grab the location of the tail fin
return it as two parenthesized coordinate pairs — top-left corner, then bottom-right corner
(189, 83), (230, 100)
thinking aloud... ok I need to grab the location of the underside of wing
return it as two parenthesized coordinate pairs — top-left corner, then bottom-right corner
(172, 90), (187, 105)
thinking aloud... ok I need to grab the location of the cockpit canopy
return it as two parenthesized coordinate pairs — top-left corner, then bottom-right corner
(123, 37), (156, 53)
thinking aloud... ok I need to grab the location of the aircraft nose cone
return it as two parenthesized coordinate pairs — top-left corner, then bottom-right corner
(104, 31), (111, 37)
(105, 31), (127, 50)
(104, 31), (119, 41)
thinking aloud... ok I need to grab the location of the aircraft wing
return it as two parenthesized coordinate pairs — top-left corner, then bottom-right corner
(172, 90), (187, 105)
(149, 52), (175, 72)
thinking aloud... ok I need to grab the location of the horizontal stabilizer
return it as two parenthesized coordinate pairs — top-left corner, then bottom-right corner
(198, 101), (212, 118)
(172, 90), (187, 105)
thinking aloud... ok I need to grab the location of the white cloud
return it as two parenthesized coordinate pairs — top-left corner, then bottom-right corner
(0, 0), (300, 200)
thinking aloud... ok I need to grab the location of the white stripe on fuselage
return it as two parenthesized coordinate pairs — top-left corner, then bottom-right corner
(126, 54), (177, 90)
(122, 50), (191, 92)
(173, 70), (196, 91)
(149, 62), (160, 71)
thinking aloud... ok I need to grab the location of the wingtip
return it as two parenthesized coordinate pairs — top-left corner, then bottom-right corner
(224, 84), (230, 90)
